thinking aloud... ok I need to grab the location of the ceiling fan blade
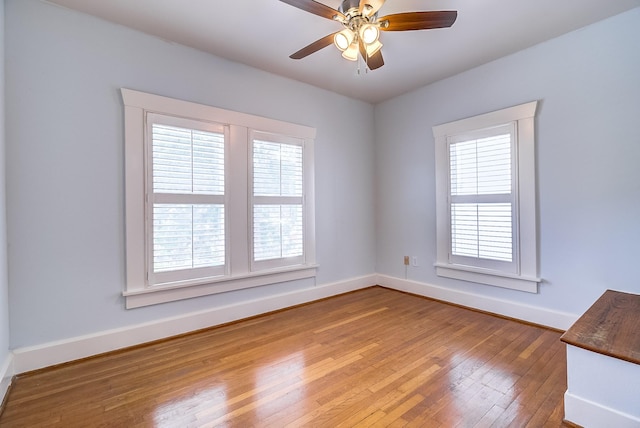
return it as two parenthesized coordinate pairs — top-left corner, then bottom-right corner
(367, 50), (384, 70)
(290, 32), (337, 59)
(359, 0), (385, 17)
(358, 39), (384, 70)
(379, 11), (457, 31)
(279, 0), (345, 21)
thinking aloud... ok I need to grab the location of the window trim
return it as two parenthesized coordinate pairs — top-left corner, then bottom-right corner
(432, 101), (540, 293)
(122, 88), (317, 308)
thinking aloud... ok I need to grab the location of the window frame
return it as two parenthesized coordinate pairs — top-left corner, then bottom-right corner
(122, 89), (317, 308)
(146, 113), (229, 286)
(447, 123), (519, 273)
(433, 101), (540, 293)
(249, 130), (307, 272)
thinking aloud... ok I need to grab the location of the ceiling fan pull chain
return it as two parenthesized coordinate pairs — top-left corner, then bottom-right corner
(362, 54), (369, 74)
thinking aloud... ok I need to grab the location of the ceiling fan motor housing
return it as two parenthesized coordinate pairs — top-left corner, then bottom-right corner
(337, 0), (378, 34)
(338, 0), (361, 14)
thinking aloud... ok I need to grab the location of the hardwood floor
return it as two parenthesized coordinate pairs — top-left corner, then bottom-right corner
(0, 287), (570, 427)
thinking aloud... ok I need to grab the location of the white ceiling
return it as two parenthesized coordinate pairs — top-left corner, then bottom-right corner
(45, 0), (640, 103)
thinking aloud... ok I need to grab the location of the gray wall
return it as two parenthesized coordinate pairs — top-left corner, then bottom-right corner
(5, 0), (639, 351)
(5, 0), (376, 348)
(374, 8), (640, 316)
(0, 0), (10, 365)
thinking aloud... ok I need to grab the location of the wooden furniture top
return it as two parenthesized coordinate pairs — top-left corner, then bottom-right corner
(561, 289), (640, 365)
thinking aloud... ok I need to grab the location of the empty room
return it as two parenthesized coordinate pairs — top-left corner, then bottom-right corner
(0, 0), (639, 426)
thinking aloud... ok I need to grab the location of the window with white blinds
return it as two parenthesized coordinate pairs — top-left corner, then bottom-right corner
(448, 125), (516, 269)
(433, 101), (540, 293)
(251, 133), (305, 269)
(147, 115), (227, 285)
(122, 88), (317, 308)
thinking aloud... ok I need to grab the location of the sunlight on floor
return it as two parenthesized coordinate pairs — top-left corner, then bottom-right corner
(153, 385), (228, 427)
(255, 351), (307, 421)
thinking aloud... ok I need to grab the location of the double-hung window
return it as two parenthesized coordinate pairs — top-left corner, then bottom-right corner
(250, 132), (305, 270)
(433, 101), (540, 292)
(122, 89), (317, 308)
(147, 114), (227, 286)
(448, 124), (516, 272)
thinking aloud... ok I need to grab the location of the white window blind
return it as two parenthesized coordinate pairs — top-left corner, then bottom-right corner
(251, 135), (304, 267)
(449, 134), (512, 197)
(152, 124), (225, 195)
(152, 204), (225, 272)
(148, 116), (226, 285)
(448, 125), (517, 270)
(450, 203), (512, 261)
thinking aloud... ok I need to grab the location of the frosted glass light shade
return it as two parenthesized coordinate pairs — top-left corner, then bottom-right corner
(334, 30), (354, 51)
(360, 24), (379, 45)
(342, 42), (358, 61)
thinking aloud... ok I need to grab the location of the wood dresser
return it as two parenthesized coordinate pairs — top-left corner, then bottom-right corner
(560, 290), (640, 427)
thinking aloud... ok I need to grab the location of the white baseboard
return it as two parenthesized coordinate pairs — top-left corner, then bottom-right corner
(0, 352), (14, 406)
(564, 392), (640, 428)
(12, 274), (375, 374)
(11, 273), (580, 374)
(376, 274), (578, 330)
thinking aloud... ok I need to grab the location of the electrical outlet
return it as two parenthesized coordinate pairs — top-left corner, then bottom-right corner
(403, 256), (410, 266)
(412, 256), (418, 267)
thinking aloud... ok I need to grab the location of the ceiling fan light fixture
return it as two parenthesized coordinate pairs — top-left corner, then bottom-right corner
(341, 42), (358, 61)
(281, 0), (458, 71)
(334, 29), (354, 51)
(360, 24), (379, 45)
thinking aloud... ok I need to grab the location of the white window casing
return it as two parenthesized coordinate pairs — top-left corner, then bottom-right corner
(122, 89), (317, 308)
(433, 101), (540, 292)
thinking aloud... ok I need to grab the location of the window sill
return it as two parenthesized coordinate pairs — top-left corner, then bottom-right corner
(434, 263), (540, 293)
(123, 265), (318, 309)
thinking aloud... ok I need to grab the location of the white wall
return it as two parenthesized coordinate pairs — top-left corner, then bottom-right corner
(0, 0), (13, 393)
(5, 0), (375, 349)
(374, 8), (640, 319)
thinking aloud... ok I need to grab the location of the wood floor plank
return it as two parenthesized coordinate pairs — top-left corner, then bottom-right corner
(0, 287), (571, 427)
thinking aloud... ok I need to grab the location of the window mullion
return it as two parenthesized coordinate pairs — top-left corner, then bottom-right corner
(228, 125), (249, 277)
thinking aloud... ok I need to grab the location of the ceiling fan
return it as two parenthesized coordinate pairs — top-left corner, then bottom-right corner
(279, 0), (458, 70)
